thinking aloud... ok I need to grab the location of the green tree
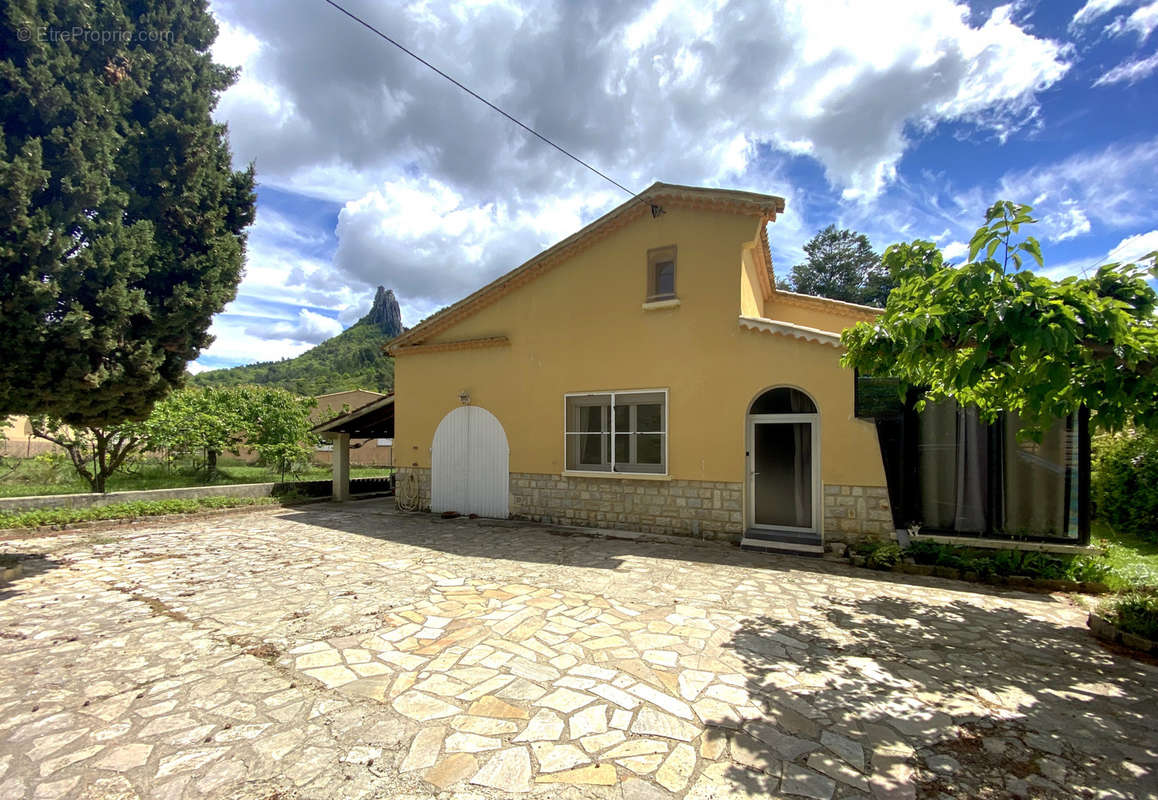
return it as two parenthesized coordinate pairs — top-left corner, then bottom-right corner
(0, 0), (256, 427)
(147, 385), (318, 479)
(31, 385), (319, 492)
(142, 386), (246, 476)
(842, 201), (1158, 434)
(28, 416), (145, 493)
(232, 387), (318, 480)
(787, 225), (893, 307)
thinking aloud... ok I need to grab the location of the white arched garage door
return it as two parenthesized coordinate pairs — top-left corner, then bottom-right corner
(431, 406), (510, 518)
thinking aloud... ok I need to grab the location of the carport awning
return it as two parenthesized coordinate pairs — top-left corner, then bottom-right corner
(311, 395), (395, 439)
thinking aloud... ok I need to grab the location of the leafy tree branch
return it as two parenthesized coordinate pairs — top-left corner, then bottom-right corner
(841, 201), (1158, 435)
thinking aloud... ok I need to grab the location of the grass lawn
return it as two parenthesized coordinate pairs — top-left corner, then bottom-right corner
(0, 457), (392, 498)
(1092, 519), (1158, 591)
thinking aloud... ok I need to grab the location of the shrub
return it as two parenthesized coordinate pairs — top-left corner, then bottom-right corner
(1100, 591), (1158, 641)
(1065, 554), (1114, 585)
(907, 540), (981, 571)
(1093, 428), (1158, 543)
(904, 540), (1073, 579)
(857, 537), (1133, 588)
(850, 541), (879, 556)
(865, 543), (904, 570)
(0, 496), (278, 530)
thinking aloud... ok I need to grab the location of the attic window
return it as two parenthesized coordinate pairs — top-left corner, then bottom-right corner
(647, 246), (677, 301)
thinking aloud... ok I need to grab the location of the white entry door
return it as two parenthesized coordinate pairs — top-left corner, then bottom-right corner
(431, 406), (510, 518)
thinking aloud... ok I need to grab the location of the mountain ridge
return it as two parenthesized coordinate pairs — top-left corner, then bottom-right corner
(190, 287), (403, 396)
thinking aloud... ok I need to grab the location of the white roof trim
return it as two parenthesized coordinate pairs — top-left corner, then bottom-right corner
(738, 315), (842, 348)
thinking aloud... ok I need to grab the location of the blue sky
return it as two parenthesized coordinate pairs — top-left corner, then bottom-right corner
(196, 0), (1158, 371)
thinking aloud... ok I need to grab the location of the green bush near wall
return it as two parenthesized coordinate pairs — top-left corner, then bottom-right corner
(1093, 429), (1158, 544)
(0, 496), (278, 530)
(1099, 591), (1158, 642)
(851, 538), (1123, 586)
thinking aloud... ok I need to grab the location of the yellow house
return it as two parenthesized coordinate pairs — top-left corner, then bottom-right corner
(385, 183), (1088, 552)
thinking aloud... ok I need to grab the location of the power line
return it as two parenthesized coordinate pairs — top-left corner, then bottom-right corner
(322, 0), (638, 198)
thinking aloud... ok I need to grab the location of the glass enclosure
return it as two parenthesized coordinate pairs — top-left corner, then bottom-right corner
(899, 398), (1083, 540)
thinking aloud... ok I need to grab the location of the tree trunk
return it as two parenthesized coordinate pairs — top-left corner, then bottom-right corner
(207, 448), (218, 480)
(92, 429), (110, 493)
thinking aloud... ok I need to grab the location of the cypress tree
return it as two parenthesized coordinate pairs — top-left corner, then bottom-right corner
(0, 0), (255, 426)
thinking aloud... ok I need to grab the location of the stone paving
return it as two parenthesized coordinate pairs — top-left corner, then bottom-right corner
(0, 499), (1155, 799)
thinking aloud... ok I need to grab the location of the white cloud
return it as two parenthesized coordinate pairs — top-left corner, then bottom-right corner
(1044, 202), (1092, 242)
(1035, 258), (1098, 281)
(331, 176), (595, 325)
(185, 361), (211, 375)
(1029, 230), (1158, 282)
(1094, 50), (1158, 84)
(1070, 0), (1134, 31)
(941, 241), (969, 260)
(245, 308), (343, 344)
(198, 315), (317, 365)
(993, 138), (1158, 234)
(211, 0), (1069, 203)
(337, 300), (371, 327)
(1106, 229), (1158, 263)
(1104, 1), (1158, 41)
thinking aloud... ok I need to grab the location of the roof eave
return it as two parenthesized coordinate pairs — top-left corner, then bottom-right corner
(388, 183), (786, 350)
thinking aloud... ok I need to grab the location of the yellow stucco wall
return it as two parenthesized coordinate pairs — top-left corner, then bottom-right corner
(763, 293), (876, 334)
(739, 244), (766, 319)
(393, 206), (887, 489)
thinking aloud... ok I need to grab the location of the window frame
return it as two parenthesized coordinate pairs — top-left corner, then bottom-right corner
(646, 245), (678, 302)
(563, 389), (669, 477)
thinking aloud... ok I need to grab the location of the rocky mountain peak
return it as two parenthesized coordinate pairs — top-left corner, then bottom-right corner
(363, 286), (403, 338)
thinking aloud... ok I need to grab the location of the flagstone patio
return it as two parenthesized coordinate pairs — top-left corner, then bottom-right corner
(0, 499), (1155, 799)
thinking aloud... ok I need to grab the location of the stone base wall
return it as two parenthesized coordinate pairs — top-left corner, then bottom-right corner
(397, 467), (893, 548)
(395, 467), (432, 511)
(823, 484), (895, 544)
(509, 473), (743, 542)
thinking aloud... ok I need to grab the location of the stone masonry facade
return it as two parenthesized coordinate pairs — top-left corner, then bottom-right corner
(508, 473), (744, 542)
(395, 466), (431, 511)
(397, 466), (894, 546)
(823, 484), (896, 545)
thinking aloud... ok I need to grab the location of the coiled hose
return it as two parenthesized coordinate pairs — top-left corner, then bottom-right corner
(395, 470), (421, 511)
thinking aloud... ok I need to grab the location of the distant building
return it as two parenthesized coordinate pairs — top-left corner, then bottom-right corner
(2, 388), (395, 469)
(0, 416), (63, 458)
(311, 390), (393, 468)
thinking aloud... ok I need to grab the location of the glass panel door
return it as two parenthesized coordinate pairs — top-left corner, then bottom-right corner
(753, 421), (814, 529)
